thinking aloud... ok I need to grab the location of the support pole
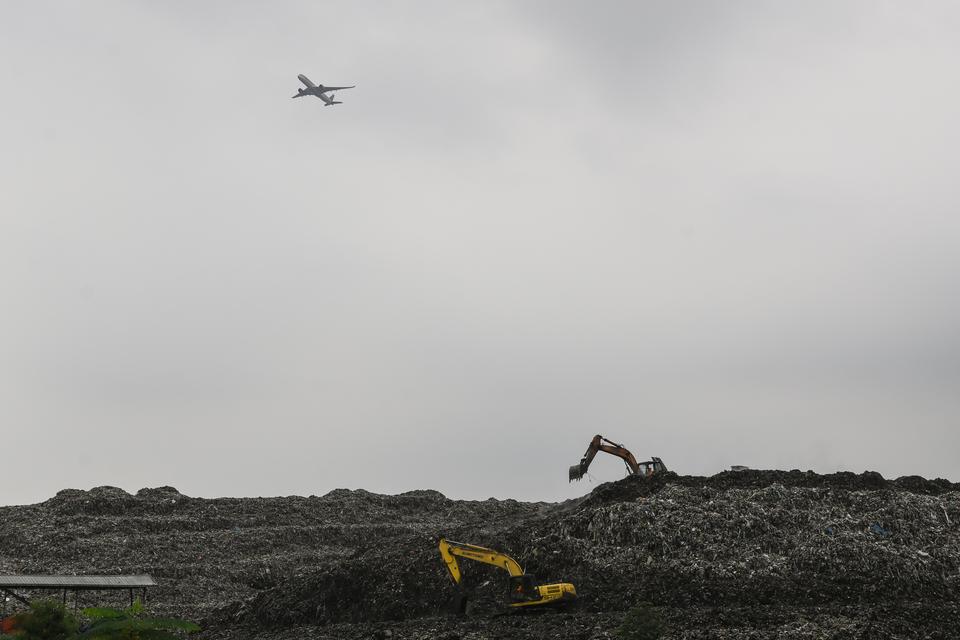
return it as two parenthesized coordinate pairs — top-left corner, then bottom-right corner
(1, 588), (31, 608)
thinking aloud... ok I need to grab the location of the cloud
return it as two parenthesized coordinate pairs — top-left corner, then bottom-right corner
(1, 1), (958, 505)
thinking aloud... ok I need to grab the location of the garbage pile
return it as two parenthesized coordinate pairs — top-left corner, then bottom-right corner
(213, 470), (960, 638)
(1, 470), (957, 639)
(551, 479), (959, 609)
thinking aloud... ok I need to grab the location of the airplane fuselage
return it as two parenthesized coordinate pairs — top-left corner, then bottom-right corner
(297, 86), (332, 97)
(293, 74), (354, 106)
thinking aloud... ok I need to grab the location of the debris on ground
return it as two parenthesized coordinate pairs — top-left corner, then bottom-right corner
(0, 470), (957, 639)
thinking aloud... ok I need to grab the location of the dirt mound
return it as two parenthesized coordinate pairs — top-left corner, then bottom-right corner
(579, 469), (960, 509)
(2, 473), (958, 639)
(135, 486), (188, 500)
(230, 471), (959, 636)
(556, 482), (958, 610)
(203, 604), (960, 640)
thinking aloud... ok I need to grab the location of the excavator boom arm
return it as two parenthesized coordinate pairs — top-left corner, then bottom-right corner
(439, 538), (524, 585)
(570, 434), (640, 480)
(577, 435), (601, 473)
(598, 442), (641, 474)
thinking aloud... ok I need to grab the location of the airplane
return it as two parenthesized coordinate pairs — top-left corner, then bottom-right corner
(292, 74), (355, 106)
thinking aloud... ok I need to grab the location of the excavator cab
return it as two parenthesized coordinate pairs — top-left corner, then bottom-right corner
(508, 574), (541, 603)
(637, 456), (668, 476)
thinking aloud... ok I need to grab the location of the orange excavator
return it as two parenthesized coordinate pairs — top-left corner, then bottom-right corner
(569, 434), (667, 481)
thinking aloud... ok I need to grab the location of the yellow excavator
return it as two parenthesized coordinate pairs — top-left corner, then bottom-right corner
(569, 434), (668, 481)
(438, 537), (577, 613)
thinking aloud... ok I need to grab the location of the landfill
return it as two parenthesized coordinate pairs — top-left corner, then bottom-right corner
(1, 470), (958, 639)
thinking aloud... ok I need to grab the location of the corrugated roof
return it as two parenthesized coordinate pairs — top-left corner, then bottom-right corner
(0, 575), (156, 589)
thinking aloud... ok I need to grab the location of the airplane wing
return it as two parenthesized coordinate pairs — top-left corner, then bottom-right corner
(297, 74), (317, 88)
(320, 85), (355, 92)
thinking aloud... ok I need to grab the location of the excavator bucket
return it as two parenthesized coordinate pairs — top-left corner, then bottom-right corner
(569, 463), (585, 482)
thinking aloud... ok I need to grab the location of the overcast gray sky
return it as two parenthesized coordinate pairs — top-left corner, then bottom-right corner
(2, 1), (959, 505)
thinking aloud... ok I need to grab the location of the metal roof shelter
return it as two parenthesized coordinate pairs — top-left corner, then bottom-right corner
(0, 575), (156, 608)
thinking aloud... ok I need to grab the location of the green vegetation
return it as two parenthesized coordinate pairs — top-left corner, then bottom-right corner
(2, 600), (198, 640)
(78, 599), (199, 640)
(616, 601), (667, 640)
(18, 601), (77, 640)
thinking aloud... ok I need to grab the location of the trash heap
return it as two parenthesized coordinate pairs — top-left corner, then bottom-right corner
(235, 470), (960, 638)
(0, 470), (957, 639)
(550, 479), (960, 609)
